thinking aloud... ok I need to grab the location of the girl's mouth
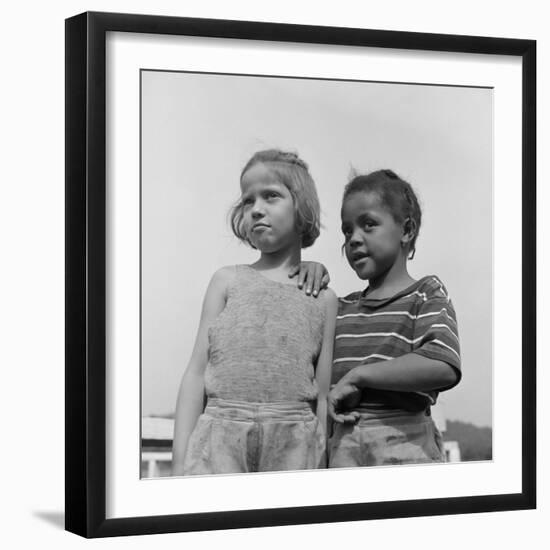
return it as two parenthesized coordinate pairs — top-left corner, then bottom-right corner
(351, 253), (369, 264)
(251, 223), (270, 231)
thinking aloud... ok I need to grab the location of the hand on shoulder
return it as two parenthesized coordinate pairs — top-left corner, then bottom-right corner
(288, 260), (330, 297)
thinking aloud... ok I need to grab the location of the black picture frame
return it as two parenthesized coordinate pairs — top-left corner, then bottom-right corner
(65, 11), (536, 538)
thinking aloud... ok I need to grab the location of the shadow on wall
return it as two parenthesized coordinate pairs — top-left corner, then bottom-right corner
(33, 511), (65, 530)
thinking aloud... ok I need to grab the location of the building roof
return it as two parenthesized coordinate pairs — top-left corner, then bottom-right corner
(142, 417), (174, 441)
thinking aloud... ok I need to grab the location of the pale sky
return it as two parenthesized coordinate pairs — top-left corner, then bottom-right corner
(141, 70), (493, 427)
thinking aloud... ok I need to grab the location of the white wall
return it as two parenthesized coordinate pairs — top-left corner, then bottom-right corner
(0, 1), (547, 548)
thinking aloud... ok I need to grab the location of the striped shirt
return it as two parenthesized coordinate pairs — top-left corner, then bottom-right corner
(333, 275), (461, 412)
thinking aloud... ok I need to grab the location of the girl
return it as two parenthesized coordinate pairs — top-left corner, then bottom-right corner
(297, 169), (461, 466)
(172, 150), (337, 476)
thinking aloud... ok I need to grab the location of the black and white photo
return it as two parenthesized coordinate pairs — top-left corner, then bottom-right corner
(140, 71), (493, 478)
(65, 12), (536, 537)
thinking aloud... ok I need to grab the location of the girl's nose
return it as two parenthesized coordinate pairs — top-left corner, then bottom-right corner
(251, 199), (265, 218)
(349, 228), (363, 246)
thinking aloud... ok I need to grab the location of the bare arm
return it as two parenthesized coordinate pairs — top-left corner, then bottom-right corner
(314, 288), (338, 436)
(171, 267), (232, 476)
(328, 354), (458, 423)
(342, 353), (458, 392)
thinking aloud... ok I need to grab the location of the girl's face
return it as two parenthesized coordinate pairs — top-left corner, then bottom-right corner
(341, 190), (406, 281)
(240, 162), (299, 253)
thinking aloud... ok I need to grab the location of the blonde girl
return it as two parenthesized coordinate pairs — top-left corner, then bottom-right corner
(172, 150), (337, 475)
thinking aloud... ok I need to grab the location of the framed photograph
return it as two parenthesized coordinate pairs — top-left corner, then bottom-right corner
(65, 11), (536, 538)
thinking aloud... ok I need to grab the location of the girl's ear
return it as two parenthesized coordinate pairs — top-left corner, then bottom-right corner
(401, 217), (416, 245)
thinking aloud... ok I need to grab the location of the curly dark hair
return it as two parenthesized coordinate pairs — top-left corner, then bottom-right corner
(343, 169), (422, 259)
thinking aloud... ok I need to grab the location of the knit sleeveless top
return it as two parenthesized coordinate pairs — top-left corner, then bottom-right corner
(204, 265), (326, 402)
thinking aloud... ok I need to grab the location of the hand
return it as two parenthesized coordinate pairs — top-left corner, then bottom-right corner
(288, 261), (330, 297)
(328, 379), (361, 424)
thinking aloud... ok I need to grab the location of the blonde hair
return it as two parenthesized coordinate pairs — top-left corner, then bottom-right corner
(230, 149), (321, 249)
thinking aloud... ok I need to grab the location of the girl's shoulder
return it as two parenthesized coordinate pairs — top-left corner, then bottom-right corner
(317, 286), (337, 300)
(316, 287), (338, 309)
(209, 265), (239, 292)
(337, 290), (364, 305)
(211, 264), (239, 280)
(414, 275), (452, 302)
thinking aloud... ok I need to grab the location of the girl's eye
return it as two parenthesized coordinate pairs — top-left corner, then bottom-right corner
(266, 191), (279, 199)
(242, 197), (253, 207)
